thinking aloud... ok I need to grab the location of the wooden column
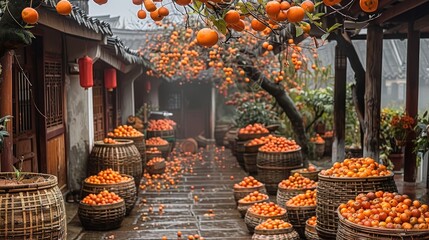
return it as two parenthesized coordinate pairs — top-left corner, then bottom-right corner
(332, 45), (347, 163)
(404, 21), (420, 183)
(0, 51), (13, 172)
(363, 24), (383, 160)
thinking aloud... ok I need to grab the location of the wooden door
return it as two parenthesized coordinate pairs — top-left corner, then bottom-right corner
(12, 47), (38, 172)
(93, 77), (105, 141)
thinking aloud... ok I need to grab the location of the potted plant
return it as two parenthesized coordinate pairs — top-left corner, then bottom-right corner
(390, 112), (415, 147)
(414, 111), (429, 166)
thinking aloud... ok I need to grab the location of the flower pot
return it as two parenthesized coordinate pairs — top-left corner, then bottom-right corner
(389, 153), (404, 172)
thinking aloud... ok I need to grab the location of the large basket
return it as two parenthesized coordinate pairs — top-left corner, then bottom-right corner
(257, 148), (303, 168)
(286, 205), (316, 238)
(276, 186), (317, 208)
(78, 201), (126, 231)
(235, 139), (247, 168)
(233, 184), (267, 203)
(88, 140), (142, 186)
(81, 174), (136, 215)
(257, 164), (303, 195)
(147, 129), (176, 152)
(316, 173), (398, 239)
(290, 168), (321, 181)
(237, 198), (269, 218)
(0, 173), (66, 239)
(147, 159), (167, 175)
(245, 143), (264, 153)
(245, 209), (289, 234)
(114, 135), (146, 167)
(337, 209), (429, 239)
(146, 143), (170, 159)
(238, 132), (269, 141)
(252, 226), (300, 240)
(305, 221), (320, 240)
(243, 153), (258, 174)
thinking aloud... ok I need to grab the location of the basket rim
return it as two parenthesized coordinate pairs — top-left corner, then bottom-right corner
(113, 134), (144, 139)
(285, 204), (317, 210)
(94, 139), (134, 146)
(247, 207), (287, 218)
(277, 185), (317, 191)
(337, 208), (429, 234)
(238, 196), (269, 204)
(305, 219), (317, 228)
(0, 172), (57, 190)
(254, 225), (294, 234)
(233, 183), (265, 191)
(257, 164), (303, 171)
(258, 147), (302, 154)
(79, 199), (125, 208)
(83, 174), (135, 186)
(318, 171), (394, 181)
(290, 168), (322, 174)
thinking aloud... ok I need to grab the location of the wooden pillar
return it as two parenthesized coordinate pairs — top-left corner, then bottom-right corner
(363, 24), (383, 160)
(404, 21), (420, 183)
(0, 51), (13, 172)
(332, 45), (347, 163)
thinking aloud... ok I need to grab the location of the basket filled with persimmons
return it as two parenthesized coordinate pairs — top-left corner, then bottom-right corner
(252, 219), (300, 240)
(146, 119), (176, 150)
(146, 147), (162, 161)
(237, 123), (270, 141)
(233, 176), (267, 203)
(290, 164), (321, 181)
(277, 173), (317, 209)
(108, 125), (145, 165)
(146, 137), (170, 158)
(245, 202), (288, 234)
(237, 191), (270, 218)
(337, 191), (429, 239)
(146, 157), (166, 175)
(305, 216), (320, 240)
(316, 157), (398, 239)
(81, 169), (136, 215)
(78, 190), (126, 231)
(257, 136), (303, 194)
(243, 136), (271, 174)
(310, 134), (325, 158)
(285, 190), (317, 238)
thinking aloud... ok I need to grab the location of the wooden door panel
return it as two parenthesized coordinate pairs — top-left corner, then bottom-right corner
(47, 134), (66, 190)
(14, 138), (37, 172)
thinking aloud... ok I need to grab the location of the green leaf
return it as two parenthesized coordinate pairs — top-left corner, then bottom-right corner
(314, 1), (323, 7)
(327, 23), (342, 33)
(213, 19), (228, 35)
(321, 33), (330, 41)
(295, 25), (304, 37)
(193, 0), (203, 11)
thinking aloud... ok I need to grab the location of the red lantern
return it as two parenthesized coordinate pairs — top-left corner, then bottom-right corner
(78, 56), (93, 89)
(145, 80), (151, 93)
(104, 68), (117, 92)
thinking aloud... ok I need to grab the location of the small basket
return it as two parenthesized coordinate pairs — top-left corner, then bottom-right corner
(305, 221), (320, 240)
(290, 169), (321, 181)
(237, 198), (269, 218)
(238, 132), (269, 141)
(233, 184), (267, 203)
(252, 226), (300, 240)
(337, 209), (429, 239)
(78, 201), (126, 231)
(277, 186), (317, 208)
(81, 174), (136, 215)
(146, 151), (163, 161)
(147, 159), (166, 175)
(243, 153), (258, 174)
(245, 209), (288, 234)
(286, 205), (316, 238)
(146, 143), (170, 159)
(257, 164), (303, 195)
(245, 143), (264, 153)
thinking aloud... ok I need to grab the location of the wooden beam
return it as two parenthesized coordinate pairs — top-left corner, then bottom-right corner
(348, 0), (397, 18)
(0, 51), (13, 172)
(375, 0), (429, 24)
(404, 21), (420, 183)
(363, 24), (383, 160)
(332, 45), (347, 163)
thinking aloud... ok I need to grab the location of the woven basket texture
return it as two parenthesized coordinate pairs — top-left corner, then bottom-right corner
(81, 174), (136, 215)
(337, 211), (429, 240)
(146, 129), (175, 138)
(276, 186), (317, 208)
(257, 164), (303, 195)
(316, 173), (398, 239)
(233, 184), (267, 203)
(252, 226), (300, 240)
(314, 143), (325, 157)
(78, 201), (126, 231)
(286, 205), (316, 238)
(237, 198), (269, 218)
(146, 152), (163, 161)
(0, 173), (66, 239)
(114, 135), (146, 166)
(235, 139), (247, 168)
(290, 169), (321, 181)
(305, 222), (320, 240)
(88, 140), (142, 186)
(245, 143), (264, 153)
(146, 143), (170, 159)
(147, 159), (167, 175)
(257, 149), (303, 168)
(238, 132), (269, 141)
(245, 210), (289, 234)
(244, 153), (258, 174)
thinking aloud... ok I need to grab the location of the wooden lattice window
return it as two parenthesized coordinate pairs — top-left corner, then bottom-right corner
(44, 59), (64, 129)
(13, 70), (33, 135)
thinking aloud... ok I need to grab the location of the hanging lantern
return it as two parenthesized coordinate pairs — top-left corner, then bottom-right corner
(78, 56), (93, 90)
(145, 80), (151, 93)
(104, 68), (117, 92)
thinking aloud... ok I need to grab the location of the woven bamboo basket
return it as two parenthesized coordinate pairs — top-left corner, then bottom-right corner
(114, 135), (146, 167)
(257, 164), (303, 195)
(235, 139), (247, 168)
(147, 159), (167, 175)
(81, 174), (136, 215)
(245, 210), (289, 234)
(286, 205), (316, 238)
(290, 168), (321, 181)
(215, 124), (230, 146)
(277, 186), (317, 208)
(238, 132), (269, 141)
(233, 184), (267, 203)
(305, 221), (320, 240)
(226, 128), (238, 154)
(146, 129), (176, 152)
(237, 198), (269, 218)
(245, 143), (264, 153)
(252, 226), (300, 240)
(146, 143), (170, 159)
(314, 143), (325, 158)
(0, 173), (66, 239)
(243, 153), (258, 174)
(146, 151), (163, 161)
(316, 172), (398, 239)
(257, 148), (303, 168)
(88, 140), (142, 186)
(78, 200), (126, 231)
(337, 209), (429, 239)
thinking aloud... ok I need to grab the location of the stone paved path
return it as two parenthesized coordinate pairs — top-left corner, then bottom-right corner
(71, 146), (252, 240)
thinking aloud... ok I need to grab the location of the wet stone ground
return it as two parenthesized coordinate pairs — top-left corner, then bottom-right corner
(70, 146), (253, 240)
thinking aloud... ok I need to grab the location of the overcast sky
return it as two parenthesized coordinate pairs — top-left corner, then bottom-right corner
(88, 0), (137, 20)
